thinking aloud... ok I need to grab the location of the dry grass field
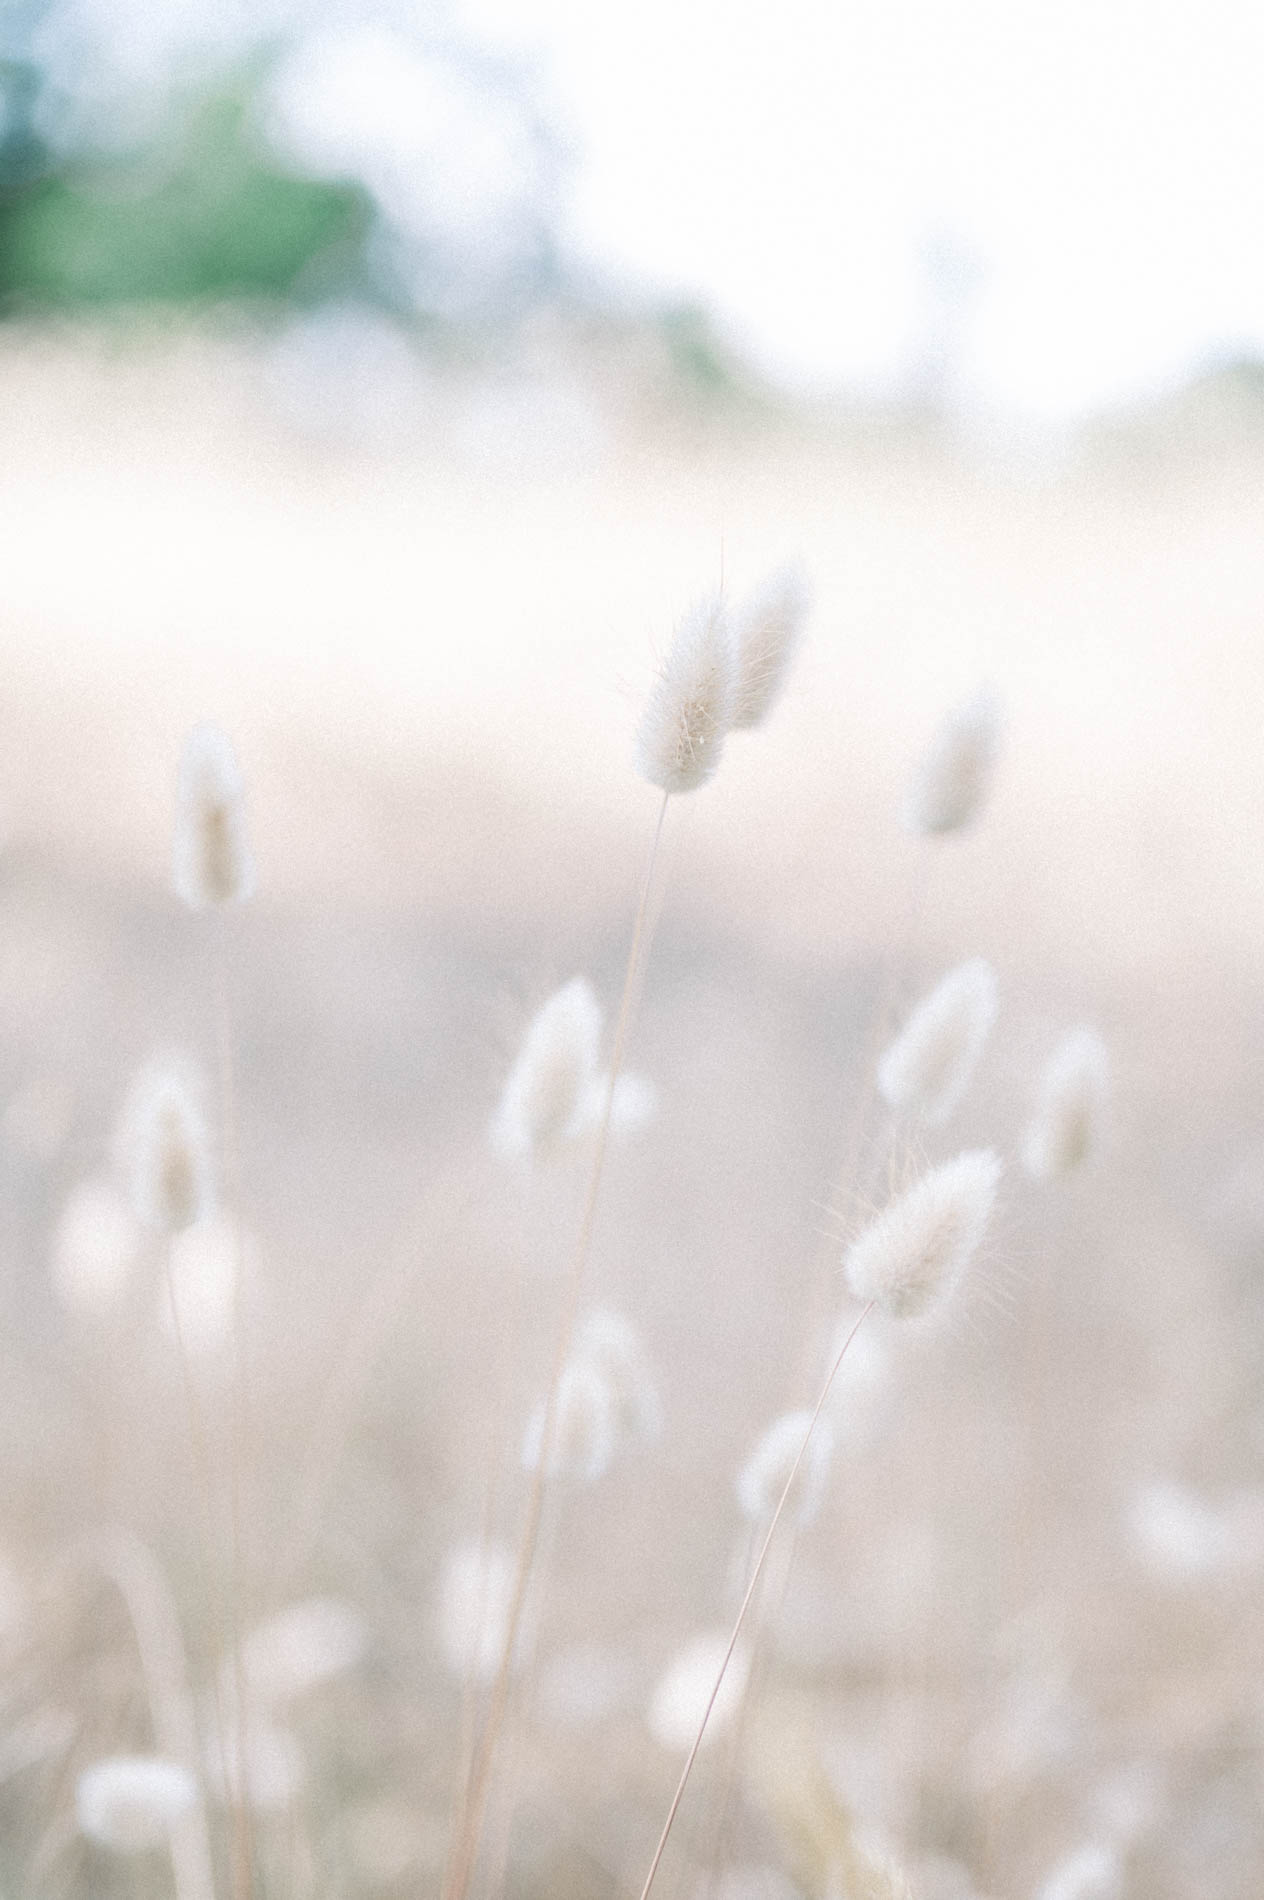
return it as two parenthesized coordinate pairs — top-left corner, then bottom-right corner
(0, 325), (1260, 1899)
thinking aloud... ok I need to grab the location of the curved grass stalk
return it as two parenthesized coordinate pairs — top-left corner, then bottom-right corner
(87, 1532), (217, 1900)
(443, 789), (670, 1900)
(212, 923), (255, 1900)
(637, 1303), (875, 1900)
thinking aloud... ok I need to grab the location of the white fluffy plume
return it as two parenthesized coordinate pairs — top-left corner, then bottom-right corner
(522, 1357), (619, 1483)
(76, 1754), (196, 1851)
(844, 1149), (1001, 1319)
(904, 689), (1000, 836)
(1037, 1842), (1122, 1900)
(1023, 1026), (1109, 1180)
(635, 596), (737, 794)
(238, 1597), (367, 1706)
(173, 722), (254, 909)
(119, 1057), (212, 1233)
(436, 1539), (522, 1685)
(736, 1409), (834, 1526)
(647, 1630), (750, 1752)
(730, 564), (809, 730)
(573, 1307), (662, 1445)
(491, 978), (603, 1163)
(877, 958), (999, 1125)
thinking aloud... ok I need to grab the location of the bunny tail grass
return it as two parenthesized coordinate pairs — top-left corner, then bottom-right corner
(877, 957), (999, 1126)
(635, 597), (737, 794)
(636, 1302), (875, 1900)
(173, 722), (254, 910)
(844, 1149), (1000, 1320)
(729, 563), (810, 730)
(1023, 1025), (1109, 1180)
(443, 791), (670, 1900)
(904, 688), (1001, 836)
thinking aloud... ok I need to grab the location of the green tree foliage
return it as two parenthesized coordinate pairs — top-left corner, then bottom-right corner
(0, 65), (375, 311)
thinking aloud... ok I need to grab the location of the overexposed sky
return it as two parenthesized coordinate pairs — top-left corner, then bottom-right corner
(455, 0), (1264, 418)
(43, 0), (1264, 421)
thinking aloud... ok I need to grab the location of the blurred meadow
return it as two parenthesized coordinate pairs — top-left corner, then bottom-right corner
(1, 5), (1263, 1900)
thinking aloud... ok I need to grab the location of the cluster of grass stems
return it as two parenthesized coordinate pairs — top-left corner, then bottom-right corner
(8, 579), (1120, 1900)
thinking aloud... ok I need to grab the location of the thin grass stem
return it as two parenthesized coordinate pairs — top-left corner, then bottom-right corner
(789, 856), (935, 1408)
(636, 1301), (876, 1900)
(270, 1155), (483, 1600)
(87, 1533), (217, 1900)
(159, 1232), (236, 1897)
(213, 922), (255, 1900)
(443, 789), (671, 1900)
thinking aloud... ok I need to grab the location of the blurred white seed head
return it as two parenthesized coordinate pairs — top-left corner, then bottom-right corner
(844, 1149), (1001, 1320)
(157, 1214), (248, 1359)
(120, 1058), (212, 1233)
(647, 1629), (750, 1752)
(1127, 1479), (1238, 1583)
(736, 1410), (835, 1526)
(50, 1174), (141, 1317)
(575, 1069), (658, 1141)
(574, 1306), (663, 1445)
(522, 1357), (618, 1482)
(76, 1754), (196, 1850)
(491, 977), (603, 1163)
(239, 1597), (367, 1707)
(436, 1539), (522, 1685)
(730, 564), (810, 730)
(635, 595), (737, 794)
(904, 689), (1000, 836)
(1023, 1026), (1109, 1180)
(878, 959), (999, 1126)
(173, 722), (254, 909)
(1037, 1843), (1121, 1900)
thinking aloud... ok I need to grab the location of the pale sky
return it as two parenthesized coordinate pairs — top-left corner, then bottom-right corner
(453, 0), (1264, 421)
(47, 0), (1264, 421)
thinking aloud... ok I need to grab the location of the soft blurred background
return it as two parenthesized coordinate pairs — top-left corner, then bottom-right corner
(0, 3), (1263, 1897)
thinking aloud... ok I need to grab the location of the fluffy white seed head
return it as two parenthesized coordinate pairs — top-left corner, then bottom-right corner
(238, 1597), (367, 1707)
(120, 1059), (212, 1233)
(1037, 1843), (1122, 1900)
(574, 1306), (663, 1445)
(436, 1539), (523, 1684)
(647, 1629), (750, 1752)
(877, 959), (999, 1126)
(904, 689), (1001, 836)
(736, 1410), (835, 1526)
(1127, 1480), (1237, 1583)
(1023, 1026), (1109, 1180)
(635, 595), (737, 794)
(50, 1175), (141, 1317)
(76, 1754), (196, 1850)
(522, 1357), (619, 1482)
(729, 564), (810, 730)
(844, 1149), (1001, 1320)
(158, 1214), (249, 1359)
(491, 978), (603, 1163)
(173, 722), (254, 909)
(575, 1069), (658, 1141)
